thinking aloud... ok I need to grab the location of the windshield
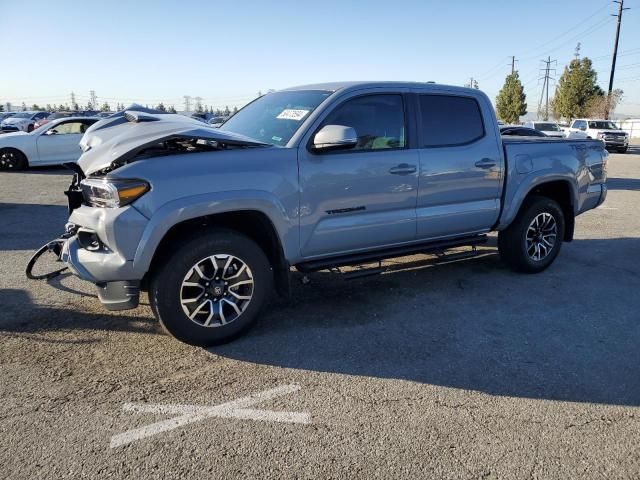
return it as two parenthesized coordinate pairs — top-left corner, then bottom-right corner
(12, 113), (32, 119)
(536, 122), (561, 132)
(589, 121), (619, 130)
(219, 90), (333, 146)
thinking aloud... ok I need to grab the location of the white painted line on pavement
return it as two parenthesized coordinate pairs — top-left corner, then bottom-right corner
(110, 384), (310, 448)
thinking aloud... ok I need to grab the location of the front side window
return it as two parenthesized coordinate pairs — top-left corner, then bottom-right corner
(219, 90), (332, 146)
(321, 94), (406, 150)
(419, 95), (484, 147)
(49, 121), (88, 135)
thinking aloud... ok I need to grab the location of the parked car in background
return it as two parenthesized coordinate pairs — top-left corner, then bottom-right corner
(54, 82), (607, 346)
(500, 126), (547, 137)
(0, 112), (17, 124)
(208, 115), (229, 127)
(522, 121), (565, 138)
(33, 111), (75, 129)
(1, 111), (50, 133)
(565, 119), (629, 152)
(0, 117), (99, 170)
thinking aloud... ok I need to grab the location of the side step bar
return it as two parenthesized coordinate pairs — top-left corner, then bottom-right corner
(296, 234), (487, 273)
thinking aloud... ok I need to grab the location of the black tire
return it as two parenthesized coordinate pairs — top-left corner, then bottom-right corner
(0, 148), (28, 171)
(498, 196), (565, 273)
(617, 147), (628, 153)
(149, 229), (273, 346)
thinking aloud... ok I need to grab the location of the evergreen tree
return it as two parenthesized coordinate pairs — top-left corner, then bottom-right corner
(21, 102), (27, 111)
(0, 104), (3, 112)
(551, 57), (603, 121)
(495, 72), (527, 124)
(73, 103), (80, 111)
(100, 102), (111, 112)
(156, 102), (166, 112)
(223, 105), (230, 116)
(46, 104), (52, 111)
(168, 105), (177, 114)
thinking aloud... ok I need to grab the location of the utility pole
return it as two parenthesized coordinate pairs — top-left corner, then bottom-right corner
(510, 56), (516, 74)
(574, 42), (581, 60)
(465, 77), (478, 89)
(606, 0), (629, 119)
(538, 57), (556, 121)
(183, 95), (192, 113)
(70, 91), (76, 109)
(89, 90), (97, 110)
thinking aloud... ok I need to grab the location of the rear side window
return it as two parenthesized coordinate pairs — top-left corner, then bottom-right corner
(321, 94), (406, 150)
(418, 94), (484, 147)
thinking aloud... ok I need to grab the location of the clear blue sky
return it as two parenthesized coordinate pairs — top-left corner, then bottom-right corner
(2, 0), (639, 115)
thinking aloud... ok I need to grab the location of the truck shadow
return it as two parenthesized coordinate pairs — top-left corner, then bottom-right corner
(0, 202), (68, 250)
(4, 237), (639, 406)
(211, 237), (640, 407)
(606, 177), (640, 191)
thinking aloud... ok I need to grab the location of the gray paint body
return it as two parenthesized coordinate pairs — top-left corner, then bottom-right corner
(62, 82), (607, 288)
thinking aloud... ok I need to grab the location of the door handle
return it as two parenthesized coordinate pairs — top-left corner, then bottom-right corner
(389, 163), (417, 175)
(474, 158), (496, 169)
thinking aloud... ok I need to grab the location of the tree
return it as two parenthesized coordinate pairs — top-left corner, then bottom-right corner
(587, 89), (623, 118)
(21, 102), (27, 111)
(168, 105), (177, 113)
(495, 72), (527, 124)
(100, 102), (111, 112)
(156, 102), (166, 112)
(6, 102), (12, 112)
(232, 106), (238, 114)
(0, 104), (3, 112)
(46, 104), (52, 111)
(32, 104), (42, 110)
(551, 57), (603, 121)
(73, 103), (80, 111)
(223, 105), (230, 116)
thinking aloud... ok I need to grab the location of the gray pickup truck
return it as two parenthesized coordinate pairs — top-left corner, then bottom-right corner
(43, 82), (607, 346)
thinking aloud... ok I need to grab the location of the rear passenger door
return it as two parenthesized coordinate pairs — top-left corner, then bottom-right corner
(414, 91), (503, 240)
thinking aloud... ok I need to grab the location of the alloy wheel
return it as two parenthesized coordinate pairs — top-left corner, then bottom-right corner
(526, 212), (557, 261)
(180, 254), (254, 327)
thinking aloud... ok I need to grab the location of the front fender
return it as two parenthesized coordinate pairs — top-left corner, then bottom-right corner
(131, 190), (297, 277)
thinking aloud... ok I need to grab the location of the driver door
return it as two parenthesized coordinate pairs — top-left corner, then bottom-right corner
(298, 92), (419, 258)
(36, 120), (88, 165)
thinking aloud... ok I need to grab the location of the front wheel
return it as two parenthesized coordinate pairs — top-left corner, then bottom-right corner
(498, 196), (565, 273)
(0, 148), (28, 171)
(149, 229), (273, 346)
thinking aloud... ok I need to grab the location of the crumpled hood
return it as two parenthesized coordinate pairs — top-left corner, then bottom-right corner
(78, 110), (268, 175)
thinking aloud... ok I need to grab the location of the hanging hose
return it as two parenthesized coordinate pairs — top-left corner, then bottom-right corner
(25, 238), (69, 280)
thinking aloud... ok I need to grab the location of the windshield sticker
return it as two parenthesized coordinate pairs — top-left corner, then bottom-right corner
(276, 109), (310, 121)
(272, 135), (283, 142)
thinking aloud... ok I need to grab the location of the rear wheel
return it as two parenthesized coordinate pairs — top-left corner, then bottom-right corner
(0, 148), (28, 171)
(149, 229), (273, 346)
(498, 196), (565, 273)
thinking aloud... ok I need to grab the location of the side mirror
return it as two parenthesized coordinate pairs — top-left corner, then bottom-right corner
(312, 125), (358, 151)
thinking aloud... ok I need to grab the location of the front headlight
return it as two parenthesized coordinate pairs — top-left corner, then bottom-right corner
(80, 178), (149, 208)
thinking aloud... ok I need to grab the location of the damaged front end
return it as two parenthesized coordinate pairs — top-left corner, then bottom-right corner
(26, 110), (269, 310)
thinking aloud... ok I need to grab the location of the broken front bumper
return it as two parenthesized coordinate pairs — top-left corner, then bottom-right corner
(58, 203), (149, 311)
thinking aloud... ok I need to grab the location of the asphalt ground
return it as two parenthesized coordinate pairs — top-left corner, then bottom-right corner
(1, 147), (639, 479)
